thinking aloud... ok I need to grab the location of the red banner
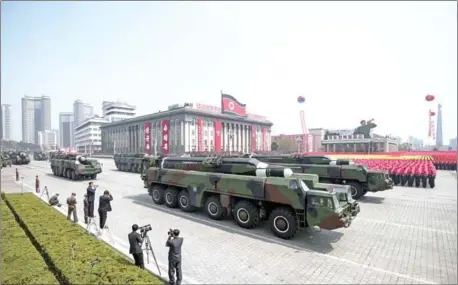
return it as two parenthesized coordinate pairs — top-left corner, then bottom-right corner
(197, 118), (204, 152)
(262, 128), (267, 151)
(251, 126), (256, 152)
(221, 94), (247, 117)
(214, 120), (222, 152)
(144, 121), (151, 154)
(161, 120), (169, 155)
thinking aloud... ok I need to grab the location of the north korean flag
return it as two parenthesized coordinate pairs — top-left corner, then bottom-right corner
(221, 93), (247, 117)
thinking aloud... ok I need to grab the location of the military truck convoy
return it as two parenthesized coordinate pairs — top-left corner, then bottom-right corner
(114, 153), (148, 173)
(7, 151), (31, 165)
(243, 154), (393, 199)
(143, 155), (360, 240)
(33, 151), (49, 161)
(50, 153), (102, 180)
(1, 151), (12, 168)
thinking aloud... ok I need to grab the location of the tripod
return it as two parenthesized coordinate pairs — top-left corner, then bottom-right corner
(41, 187), (50, 200)
(142, 232), (161, 276)
(99, 224), (114, 243)
(86, 216), (100, 236)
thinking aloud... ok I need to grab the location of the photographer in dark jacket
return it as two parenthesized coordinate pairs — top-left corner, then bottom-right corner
(98, 190), (113, 229)
(128, 224), (144, 269)
(166, 229), (183, 285)
(86, 182), (98, 218)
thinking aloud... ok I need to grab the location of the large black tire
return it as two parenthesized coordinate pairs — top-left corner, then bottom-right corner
(346, 181), (364, 199)
(151, 185), (165, 204)
(269, 207), (298, 239)
(204, 196), (226, 220)
(90, 174), (97, 180)
(233, 200), (260, 229)
(164, 187), (179, 208)
(64, 169), (70, 179)
(70, 170), (77, 180)
(178, 189), (196, 212)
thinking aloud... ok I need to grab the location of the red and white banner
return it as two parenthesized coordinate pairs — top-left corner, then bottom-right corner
(221, 94), (247, 117)
(161, 120), (169, 155)
(197, 118), (204, 152)
(144, 121), (151, 154)
(262, 128), (267, 151)
(214, 120), (222, 152)
(250, 126), (257, 152)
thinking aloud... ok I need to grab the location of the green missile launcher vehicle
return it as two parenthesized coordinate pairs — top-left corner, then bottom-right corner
(1, 152), (12, 168)
(245, 154), (393, 199)
(50, 153), (102, 180)
(33, 151), (49, 161)
(10, 151), (31, 165)
(144, 155), (360, 240)
(114, 153), (148, 173)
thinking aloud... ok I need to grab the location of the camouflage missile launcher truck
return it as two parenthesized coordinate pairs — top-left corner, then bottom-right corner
(246, 154), (393, 199)
(1, 152), (12, 168)
(50, 153), (102, 180)
(114, 153), (148, 173)
(145, 155), (359, 240)
(33, 151), (49, 161)
(11, 151), (31, 165)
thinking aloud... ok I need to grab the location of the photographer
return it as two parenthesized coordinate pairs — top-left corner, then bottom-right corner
(48, 193), (62, 207)
(98, 190), (113, 229)
(86, 182), (98, 218)
(166, 229), (183, 285)
(128, 224), (144, 269)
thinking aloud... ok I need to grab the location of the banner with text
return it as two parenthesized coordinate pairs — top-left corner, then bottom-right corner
(262, 128), (267, 152)
(214, 120), (222, 152)
(161, 120), (170, 155)
(251, 125), (257, 152)
(197, 118), (204, 152)
(144, 121), (151, 154)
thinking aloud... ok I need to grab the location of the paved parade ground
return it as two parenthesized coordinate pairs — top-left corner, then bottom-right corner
(2, 159), (457, 284)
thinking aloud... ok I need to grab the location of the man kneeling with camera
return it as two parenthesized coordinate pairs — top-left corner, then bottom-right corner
(166, 229), (183, 285)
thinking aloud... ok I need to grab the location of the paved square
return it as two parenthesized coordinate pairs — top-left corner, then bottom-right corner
(2, 160), (456, 284)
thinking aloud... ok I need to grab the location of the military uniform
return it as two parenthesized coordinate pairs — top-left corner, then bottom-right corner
(16, 169), (19, 181)
(67, 195), (78, 223)
(49, 195), (60, 206)
(83, 196), (89, 223)
(35, 177), (40, 193)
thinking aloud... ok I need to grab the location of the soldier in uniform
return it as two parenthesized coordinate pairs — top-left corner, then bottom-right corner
(66, 193), (78, 223)
(83, 194), (89, 224)
(49, 193), (62, 207)
(15, 168), (19, 181)
(35, 175), (40, 193)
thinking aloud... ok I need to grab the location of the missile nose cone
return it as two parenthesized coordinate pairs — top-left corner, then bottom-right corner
(283, 168), (293, 178)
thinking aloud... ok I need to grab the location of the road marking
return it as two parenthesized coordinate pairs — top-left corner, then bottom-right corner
(133, 200), (437, 285)
(16, 178), (438, 285)
(357, 218), (457, 235)
(13, 180), (199, 285)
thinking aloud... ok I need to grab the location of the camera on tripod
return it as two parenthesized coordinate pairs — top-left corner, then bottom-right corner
(139, 224), (152, 236)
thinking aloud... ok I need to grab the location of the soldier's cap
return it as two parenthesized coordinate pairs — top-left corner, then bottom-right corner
(55, 193), (59, 196)
(71, 192), (76, 196)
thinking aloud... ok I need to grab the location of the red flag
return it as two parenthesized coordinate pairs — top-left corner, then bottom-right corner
(161, 120), (169, 155)
(197, 118), (204, 152)
(250, 126), (257, 152)
(262, 128), (267, 151)
(221, 94), (247, 117)
(214, 120), (222, 152)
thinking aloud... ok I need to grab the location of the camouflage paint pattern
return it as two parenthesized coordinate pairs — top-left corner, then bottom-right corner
(144, 156), (358, 239)
(10, 151), (31, 165)
(1, 152), (12, 168)
(249, 154), (393, 199)
(114, 153), (148, 173)
(33, 151), (49, 161)
(50, 153), (102, 180)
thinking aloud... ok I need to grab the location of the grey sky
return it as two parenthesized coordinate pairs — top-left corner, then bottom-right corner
(2, 1), (456, 142)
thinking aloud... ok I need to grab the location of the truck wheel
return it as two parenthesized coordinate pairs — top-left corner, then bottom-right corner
(178, 190), (196, 212)
(205, 196), (226, 220)
(64, 169), (69, 178)
(151, 185), (165, 204)
(346, 181), (364, 199)
(90, 174), (97, 180)
(233, 200), (260, 229)
(70, 170), (76, 180)
(164, 187), (179, 208)
(269, 207), (298, 239)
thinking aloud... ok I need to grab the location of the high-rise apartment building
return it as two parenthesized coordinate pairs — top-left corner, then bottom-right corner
(1, 104), (12, 140)
(102, 100), (136, 123)
(21, 95), (51, 144)
(436, 103), (443, 148)
(73, 100), (94, 145)
(38, 129), (58, 149)
(59, 112), (74, 148)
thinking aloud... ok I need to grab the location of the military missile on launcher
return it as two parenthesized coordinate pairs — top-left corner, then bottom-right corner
(114, 153), (150, 173)
(11, 151), (31, 165)
(50, 153), (102, 180)
(244, 154), (394, 200)
(1, 152), (12, 168)
(144, 155), (359, 240)
(33, 151), (49, 161)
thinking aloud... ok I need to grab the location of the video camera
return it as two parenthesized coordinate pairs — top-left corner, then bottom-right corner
(167, 228), (179, 238)
(139, 224), (152, 235)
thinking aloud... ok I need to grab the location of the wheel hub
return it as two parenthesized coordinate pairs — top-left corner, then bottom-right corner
(237, 208), (250, 223)
(152, 190), (159, 200)
(207, 202), (218, 215)
(165, 193), (173, 203)
(180, 196), (188, 207)
(350, 186), (357, 197)
(273, 216), (289, 233)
